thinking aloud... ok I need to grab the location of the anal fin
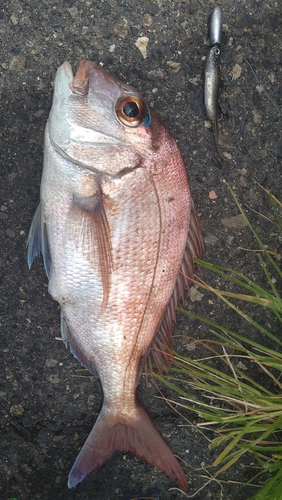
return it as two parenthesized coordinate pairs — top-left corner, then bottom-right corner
(60, 311), (97, 376)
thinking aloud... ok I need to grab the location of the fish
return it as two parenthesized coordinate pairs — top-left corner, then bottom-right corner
(27, 59), (203, 490)
(204, 5), (223, 157)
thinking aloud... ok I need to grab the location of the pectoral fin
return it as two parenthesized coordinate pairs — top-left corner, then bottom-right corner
(69, 189), (112, 310)
(27, 202), (51, 279)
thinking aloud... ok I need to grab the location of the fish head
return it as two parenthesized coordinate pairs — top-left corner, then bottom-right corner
(48, 59), (162, 175)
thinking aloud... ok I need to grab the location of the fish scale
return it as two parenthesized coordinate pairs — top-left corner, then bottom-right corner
(27, 59), (203, 491)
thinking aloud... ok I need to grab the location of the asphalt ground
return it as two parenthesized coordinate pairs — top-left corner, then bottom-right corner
(1, 1), (282, 499)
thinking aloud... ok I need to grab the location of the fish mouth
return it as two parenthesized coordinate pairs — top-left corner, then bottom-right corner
(65, 59), (101, 96)
(62, 59), (112, 97)
(52, 61), (125, 150)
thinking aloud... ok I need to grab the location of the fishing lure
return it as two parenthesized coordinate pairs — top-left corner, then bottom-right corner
(204, 6), (223, 156)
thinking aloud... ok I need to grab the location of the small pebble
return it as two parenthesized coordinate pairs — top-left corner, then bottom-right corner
(36, 429), (51, 448)
(53, 435), (65, 442)
(47, 374), (60, 384)
(204, 234), (219, 246)
(221, 214), (248, 228)
(209, 190), (218, 200)
(10, 404), (24, 416)
(9, 55), (26, 72)
(189, 286), (204, 303)
(67, 7), (78, 17)
(21, 463), (32, 474)
(10, 12), (18, 25)
(142, 13), (152, 27)
(183, 339), (197, 351)
(222, 151), (232, 160)
(34, 109), (45, 118)
(6, 228), (15, 237)
(166, 61), (181, 74)
(45, 358), (58, 367)
(239, 176), (248, 188)
(233, 63), (242, 80)
(237, 361), (248, 371)
(252, 109), (262, 124)
(135, 37), (149, 59)
(226, 235), (234, 245)
(235, 53), (243, 64)
(148, 69), (164, 79)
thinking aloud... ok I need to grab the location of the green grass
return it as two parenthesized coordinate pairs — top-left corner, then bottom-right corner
(156, 185), (282, 499)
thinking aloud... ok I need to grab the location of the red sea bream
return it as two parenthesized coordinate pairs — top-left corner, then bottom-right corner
(27, 59), (203, 490)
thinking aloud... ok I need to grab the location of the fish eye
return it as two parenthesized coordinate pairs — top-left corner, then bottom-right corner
(123, 101), (139, 118)
(116, 96), (151, 127)
(214, 47), (220, 56)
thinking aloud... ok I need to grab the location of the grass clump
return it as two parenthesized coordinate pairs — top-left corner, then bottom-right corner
(156, 186), (282, 499)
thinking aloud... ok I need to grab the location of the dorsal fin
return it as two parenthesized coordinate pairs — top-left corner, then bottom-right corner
(145, 198), (203, 375)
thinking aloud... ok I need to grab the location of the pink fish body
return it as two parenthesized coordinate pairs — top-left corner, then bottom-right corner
(27, 60), (203, 490)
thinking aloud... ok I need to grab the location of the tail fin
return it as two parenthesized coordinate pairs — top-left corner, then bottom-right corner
(68, 399), (187, 490)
